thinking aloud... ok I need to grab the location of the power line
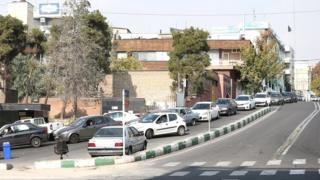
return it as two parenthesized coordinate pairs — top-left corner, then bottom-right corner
(100, 9), (320, 17)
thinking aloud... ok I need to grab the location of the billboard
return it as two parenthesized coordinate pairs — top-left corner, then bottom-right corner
(39, 3), (60, 15)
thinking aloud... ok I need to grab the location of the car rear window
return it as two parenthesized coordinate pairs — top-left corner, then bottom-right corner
(255, 94), (266, 98)
(192, 103), (210, 110)
(236, 96), (249, 101)
(217, 99), (229, 104)
(95, 128), (123, 137)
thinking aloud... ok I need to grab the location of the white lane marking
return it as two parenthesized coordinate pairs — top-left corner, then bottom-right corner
(267, 160), (282, 166)
(163, 162), (180, 167)
(275, 102), (319, 157)
(289, 169), (305, 175)
(216, 161), (231, 167)
(200, 171), (219, 176)
(260, 170), (277, 176)
(319, 169), (320, 174)
(293, 159), (306, 165)
(240, 161), (256, 167)
(189, 162), (206, 166)
(169, 171), (190, 176)
(318, 158), (320, 164)
(230, 171), (248, 176)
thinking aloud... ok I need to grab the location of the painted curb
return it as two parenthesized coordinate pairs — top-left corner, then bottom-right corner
(34, 107), (271, 169)
(0, 163), (13, 170)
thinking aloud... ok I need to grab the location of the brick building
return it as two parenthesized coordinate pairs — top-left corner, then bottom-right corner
(109, 38), (251, 108)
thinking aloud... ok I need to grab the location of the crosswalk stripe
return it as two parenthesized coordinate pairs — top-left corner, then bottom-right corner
(260, 170), (277, 176)
(163, 162), (180, 167)
(289, 169), (305, 175)
(240, 161), (256, 167)
(189, 162), (206, 166)
(216, 161), (231, 167)
(266, 160), (281, 166)
(230, 171), (248, 176)
(293, 159), (306, 165)
(169, 171), (190, 176)
(200, 171), (219, 176)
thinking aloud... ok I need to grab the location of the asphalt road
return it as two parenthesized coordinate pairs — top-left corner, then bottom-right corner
(0, 102), (317, 180)
(0, 106), (262, 168)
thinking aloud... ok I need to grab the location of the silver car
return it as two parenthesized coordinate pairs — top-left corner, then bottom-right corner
(87, 126), (147, 157)
(166, 107), (200, 126)
(53, 115), (121, 144)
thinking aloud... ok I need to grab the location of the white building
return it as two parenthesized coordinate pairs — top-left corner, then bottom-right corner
(7, 0), (34, 31)
(294, 64), (311, 99)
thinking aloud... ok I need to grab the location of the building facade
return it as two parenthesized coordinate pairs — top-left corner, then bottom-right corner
(7, 0), (35, 31)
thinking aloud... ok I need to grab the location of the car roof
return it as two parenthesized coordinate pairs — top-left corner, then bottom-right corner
(194, 101), (212, 104)
(237, 95), (250, 97)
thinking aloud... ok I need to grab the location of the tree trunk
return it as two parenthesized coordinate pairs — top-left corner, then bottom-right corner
(73, 95), (78, 118)
(60, 96), (67, 120)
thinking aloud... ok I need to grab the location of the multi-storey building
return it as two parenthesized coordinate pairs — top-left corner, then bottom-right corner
(7, 0), (35, 31)
(294, 65), (312, 99)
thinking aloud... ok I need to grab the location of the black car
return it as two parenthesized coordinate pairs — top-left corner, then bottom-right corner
(0, 122), (48, 148)
(216, 98), (237, 116)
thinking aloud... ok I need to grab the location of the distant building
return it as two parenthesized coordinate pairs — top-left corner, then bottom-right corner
(7, 0), (35, 31)
(294, 65), (311, 99)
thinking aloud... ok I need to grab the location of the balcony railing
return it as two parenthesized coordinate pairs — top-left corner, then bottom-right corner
(211, 59), (243, 66)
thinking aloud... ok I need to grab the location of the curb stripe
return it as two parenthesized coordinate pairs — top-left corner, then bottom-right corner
(62, 160), (75, 168)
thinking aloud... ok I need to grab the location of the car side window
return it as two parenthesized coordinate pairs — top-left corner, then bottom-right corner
(156, 115), (168, 124)
(13, 124), (30, 132)
(180, 109), (186, 115)
(86, 119), (95, 127)
(129, 127), (139, 136)
(127, 128), (133, 137)
(169, 114), (177, 121)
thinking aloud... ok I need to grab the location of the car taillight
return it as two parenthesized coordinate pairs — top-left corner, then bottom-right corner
(115, 142), (123, 147)
(88, 143), (96, 147)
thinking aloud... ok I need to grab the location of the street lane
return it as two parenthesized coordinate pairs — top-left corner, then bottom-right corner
(0, 106), (262, 168)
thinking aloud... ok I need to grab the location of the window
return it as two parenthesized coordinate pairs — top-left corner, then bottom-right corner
(14, 124), (30, 132)
(180, 109), (187, 115)
(169, 114), (177, 121)
(95, 117), (106, 125)
(129, 127), (139, 136)
(222, 53), (229, 60)
(157, 115), (168, 124)
(127, 127), (133, 137)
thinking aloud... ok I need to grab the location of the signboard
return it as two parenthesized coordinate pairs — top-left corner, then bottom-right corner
(39, 3), (60, 15)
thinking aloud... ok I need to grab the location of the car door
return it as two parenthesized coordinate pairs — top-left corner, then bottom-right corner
(11, 124), (33, 146)
(0, 125), (15, 147)
(167, 113), (179, 134)
(129, 126), (145, 151)
(79, 117), (98, 140)
(154, 114), (169, 135)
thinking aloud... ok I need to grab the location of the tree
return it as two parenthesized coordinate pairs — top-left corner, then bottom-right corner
(48, 0), (105, 118)
(110, 56), (142, 71)
(10, 54), (43, 103)
(0, 15), (26, 93)
(25, 28), (47, 60)
(311, 63), (320, 80)
(168, 27), (210, 95)
(238, 30), (285, 93)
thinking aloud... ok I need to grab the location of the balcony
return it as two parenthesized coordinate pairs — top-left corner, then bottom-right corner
(208, 59), (243, 70)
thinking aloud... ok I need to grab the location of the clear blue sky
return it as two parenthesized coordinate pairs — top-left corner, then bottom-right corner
(1, 0), (320, 63)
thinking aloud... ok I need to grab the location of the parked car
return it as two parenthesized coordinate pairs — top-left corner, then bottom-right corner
(235, 95), (256, 110)
(15, 117), (63, 140)
(270, 92), (284, 105)
(165, 107), (199, 126)
(130, 112), (187, 139)
(254, 92), (271, 106)
(191, 101), (220, 121)
(87, 126), (147, 157)
(282, 92), (298, 103)
(53, 115), (121, 144)
(216, 98), (237, 116)
(103, 111), (140, 125)
(0, 122), (48, 148)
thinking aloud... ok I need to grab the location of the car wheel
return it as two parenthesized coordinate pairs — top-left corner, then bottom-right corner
(177, 126), (185, 136)
(31, 137), (41, 148)
(145, 129), (153, 139)
(191, 119), (196, 126)
(234, 110), (237, 114)
(69, 134), (79, 144)
(91, 155), (97, 158)
(227, 110), (231, 116)
(127, 147), (132, 155)
(142, 141), (147, 150)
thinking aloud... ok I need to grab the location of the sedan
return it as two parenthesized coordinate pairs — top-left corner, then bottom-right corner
(165, 107), (199, 126)
(88, 126), (147, 157)
(216, 98), (237, 116)
(235, 95), (256, 110)
(0, 122), (48, 148)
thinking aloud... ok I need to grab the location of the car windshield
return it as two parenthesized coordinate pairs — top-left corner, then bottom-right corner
(255, 94), (266, 98)
(70, 117), (87, 127)
(217, 99), (229, 104)
(236, 96), (249, 101)
(192, 103), (210, 110)
(94, 128), (123, 137)
(141, 114), (159, 123)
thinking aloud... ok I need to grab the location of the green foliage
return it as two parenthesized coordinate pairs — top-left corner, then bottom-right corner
(25, 28), (47, 59)
(110, 56), (142, 71)
(311, 63), (320, 80)
(311, 76), (320, 96)
(238, 30), (285, 93)
(10, 54), (43, 100)
(168, 27), (210, 95)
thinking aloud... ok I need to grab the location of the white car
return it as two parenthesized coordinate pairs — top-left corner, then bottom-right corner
(87, 126), (147, 157)
(235, 95), (256, 110)
(130, 112), (187, 139)
(191, 101), (219, 121)
(103, 111), (140, 124)
(15, 117), (64, 140)
(254, 93), (271, 106)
